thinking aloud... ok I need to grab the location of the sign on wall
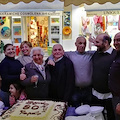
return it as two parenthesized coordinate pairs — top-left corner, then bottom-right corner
(0, 11), (62, 16)
(87, 10), (120, 17)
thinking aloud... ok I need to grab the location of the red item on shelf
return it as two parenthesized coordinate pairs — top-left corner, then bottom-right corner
(16, 46), (20, 56)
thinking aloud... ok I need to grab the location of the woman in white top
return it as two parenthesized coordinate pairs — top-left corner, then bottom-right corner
(17, 41), (32, 66)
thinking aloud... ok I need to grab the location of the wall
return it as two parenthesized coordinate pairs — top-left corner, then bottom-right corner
(63, 5), (92, 51)
(63, 5), (90, 51)
(63, 5), (80, 51)
(0, 17), (12, 45)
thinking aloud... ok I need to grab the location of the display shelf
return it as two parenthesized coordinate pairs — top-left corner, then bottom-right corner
(12, 16), (23, 45)
(13, 35), (21, 38)
(49, 16), (62, 46)
(51, 23), (60, 26)
(12, 23), (21, 26)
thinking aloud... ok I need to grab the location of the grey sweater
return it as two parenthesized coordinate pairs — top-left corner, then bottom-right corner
(64, 51), (94, 87)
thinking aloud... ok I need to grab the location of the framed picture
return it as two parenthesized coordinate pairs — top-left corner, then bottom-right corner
(63, 12), (70, 26)
(13, 18), (21, 24)
(14, 38), (21, 43)
(13, 26), (21, 36)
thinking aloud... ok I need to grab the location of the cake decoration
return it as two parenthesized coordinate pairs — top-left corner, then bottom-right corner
(1, 100), (67, 120)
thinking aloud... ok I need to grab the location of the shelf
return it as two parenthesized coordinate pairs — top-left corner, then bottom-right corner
(13, 35), (21, 38)
(51, 23), (60, 26)
(51, 34), (59, 38)
(13, 23), (21, 26)
(12, 16), (22, 44)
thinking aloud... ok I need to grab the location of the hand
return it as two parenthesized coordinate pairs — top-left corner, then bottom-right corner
(31, 75), (38, 83)
(88, 34), (95, 43)
(47, 59), (55, 66)
(21, 67), (25, 74)
(116, 103), (120, 115)
(20, 73), (26, 80)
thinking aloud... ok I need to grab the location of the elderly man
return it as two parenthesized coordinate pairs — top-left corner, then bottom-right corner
(21, 47), (51, 100)
(48, 37), (94, 107)
(109, 32), (120, 120)
(48, 44), (75, 104)
(91, 33), (116, 120)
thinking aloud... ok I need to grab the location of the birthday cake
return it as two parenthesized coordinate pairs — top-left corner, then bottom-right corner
(1, 100), (67, 120)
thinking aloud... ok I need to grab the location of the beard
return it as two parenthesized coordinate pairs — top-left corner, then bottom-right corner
(97, 45), (105, 52)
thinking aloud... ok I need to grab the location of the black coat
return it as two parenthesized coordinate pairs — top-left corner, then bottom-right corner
(21, 61), (51, 100)
(49, 56), (75, 102)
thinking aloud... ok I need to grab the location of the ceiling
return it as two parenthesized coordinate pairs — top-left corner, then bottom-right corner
(0, 0), (55, 4)
(0, 0), (64, 11)
(61, 0), (120, 7)
(84, 2), (120, 11)
(0, 0), (120, 7)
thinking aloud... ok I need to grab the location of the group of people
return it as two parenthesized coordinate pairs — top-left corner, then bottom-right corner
(0, 32), (120, 120)
(0, 41), (75, 108)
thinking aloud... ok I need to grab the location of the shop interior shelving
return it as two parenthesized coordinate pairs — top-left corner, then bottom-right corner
(11, 16), (23, 46)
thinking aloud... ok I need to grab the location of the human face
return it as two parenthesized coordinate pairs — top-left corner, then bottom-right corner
(75, 37), (86, 53)
(94, 34), (105, 52)
(52, 44), (64, 61)
(32, 50), (43, 65)
(9, 84), (17, 96)
(4, 45), (15, 58)
(114, 33), (120, 51)
(21, 43), (31, 56)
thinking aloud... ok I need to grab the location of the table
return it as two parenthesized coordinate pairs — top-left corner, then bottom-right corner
(65, 107), (105, 120)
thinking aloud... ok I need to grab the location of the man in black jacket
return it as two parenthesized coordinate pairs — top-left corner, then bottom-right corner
(49, 44), (75, 105)
(109, 32), (120, 120)
(91, 33), (116, 120)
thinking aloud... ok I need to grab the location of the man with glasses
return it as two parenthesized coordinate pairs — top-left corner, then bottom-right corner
(109, 32), (120, 120)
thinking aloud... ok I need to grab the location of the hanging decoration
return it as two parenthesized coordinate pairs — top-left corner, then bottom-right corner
(102, 16), (106, 32)
(118, 15), (120, 30)
(81, 17), (90, 36)
(93, 15), (103, 35)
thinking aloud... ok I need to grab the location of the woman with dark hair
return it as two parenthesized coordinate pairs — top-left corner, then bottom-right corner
(17, 41), (32, 66)
(9, 83), (26, 106)
(0, 44), (23, 107)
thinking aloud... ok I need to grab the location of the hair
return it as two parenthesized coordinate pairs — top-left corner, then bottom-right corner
(52, 43), (64, 51)
(76, 36), (86, 43)
(103, 35), (112, 45)
(30, 47), (44, 57)
(76, 36), (86, 40)
(11, 83), (24, 94)
(3, 43), (13, 51)
(20, 41), (32, 49)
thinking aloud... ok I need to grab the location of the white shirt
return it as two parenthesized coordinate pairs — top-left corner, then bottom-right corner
(33, 61), (46, 80)
(92, 47), (113, 99)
